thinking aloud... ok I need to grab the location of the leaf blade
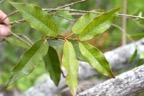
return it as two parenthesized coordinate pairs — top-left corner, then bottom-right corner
(62, 40), (78, 95)
(10, 2), (58, 37)
(72, 10), (99, 34)
(79, 42), (114, 77)
(43, 46), (61, 86)
(73, 7), (120, 41)
(7, 40), (48, 86)
(128, 49), (137, 63)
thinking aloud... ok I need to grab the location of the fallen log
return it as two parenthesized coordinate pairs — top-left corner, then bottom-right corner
(78, 64), (144, 96)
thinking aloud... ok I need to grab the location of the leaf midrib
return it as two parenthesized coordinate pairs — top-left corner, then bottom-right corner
(81, 13), (113, 38)
(17, 41), (44, 71)
(23, 10), (55, 33)
(80, 43), (107, 72)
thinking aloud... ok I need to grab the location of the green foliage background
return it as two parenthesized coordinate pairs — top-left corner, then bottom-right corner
(0, 0), (144, 91)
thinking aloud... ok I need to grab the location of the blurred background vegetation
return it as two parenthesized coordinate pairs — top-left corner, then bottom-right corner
(0, 0), (144, 92)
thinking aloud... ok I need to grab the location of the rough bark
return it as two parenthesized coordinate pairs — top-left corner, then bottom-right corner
(23, 39), (144, 96)
(78, 64), (144, 96)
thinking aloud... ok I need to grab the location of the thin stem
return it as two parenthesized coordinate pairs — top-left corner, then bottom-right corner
(112, 24), (134, 42)
(9, 11), (144, 26)
(53, 13), (76, 22)
(20, 35), (34, 45)
(122, 0), (127, 45)
(10, 19), (25, 25)
(46, 36), (79, 42)
(44, 0), (87, 13)
(65, 32), (74, 39)
(57, 0), (86, 9)
(44, 8), (101, 14)
(10, 31), (32, 47)
(117, 14), (144, 19)
(112, 24), (140, 53)
(2, 11), (18, 22)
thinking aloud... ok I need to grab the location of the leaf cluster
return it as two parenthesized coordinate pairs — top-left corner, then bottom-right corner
(6, 2), (120, 95)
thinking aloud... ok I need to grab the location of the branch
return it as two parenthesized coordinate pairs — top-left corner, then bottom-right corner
(9, 9), (144, 26)
(52, 13), (76, 22)
(22, 39), (144, 96)
(56, 0), (87, 9)
(7, 0), (87, 25)
(8, 31), (32, 47)
(117, 14), (144, 19)
(78, 64), (144, 96)
(10, 19), (25, 25)
(121, 0), (127, 45)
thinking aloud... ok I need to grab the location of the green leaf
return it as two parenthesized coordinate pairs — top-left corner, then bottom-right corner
(48, 40), (64, 59)
(128, 49), (137, 63)
(140, 53), (144, 59)
(137, 59), (143, 66)
(79, 42), (114, 77)
(5, 36), (30, 49)
(70, 40), (88, 62)
(129, 33), (144, 39)
(10, 2), (58, 37)
(7, 40), (48, 86)
(73, 7), (120, 41)
(43, 46), (61, 86)
(72, 10), (99, 34)
(62, 40), (78, 95)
